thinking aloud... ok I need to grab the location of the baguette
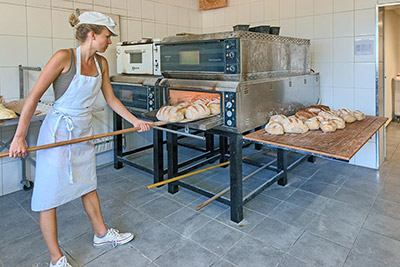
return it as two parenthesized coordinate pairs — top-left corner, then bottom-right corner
(185, 103), (211, 120)
(265, 121), (284, 135)
(295, 110), (315, 121)
(156, 106), (185, 122)
(282, 117), (309, 134)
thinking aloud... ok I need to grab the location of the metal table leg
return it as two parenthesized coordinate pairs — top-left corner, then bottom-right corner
(167, 125), (179, 194)
(219, 136), (228, 164)
(153, 128), (164, 184)
(277, 149), (288, 186)
(113, 112), (123, 169)
(229, 133), (243, 223)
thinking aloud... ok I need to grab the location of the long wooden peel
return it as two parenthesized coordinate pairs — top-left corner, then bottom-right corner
(146, 151), (268, 189)
(196, 159), (277, 211)
(0, 122), (166, 158)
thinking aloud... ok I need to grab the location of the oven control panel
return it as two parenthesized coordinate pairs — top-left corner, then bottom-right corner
(147, 86), (156, 111)
(224, 92), (237, 127)
(224, 39), (239, 74)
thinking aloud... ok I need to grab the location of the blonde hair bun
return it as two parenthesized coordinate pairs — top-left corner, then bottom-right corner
(69, 13), (80, 27)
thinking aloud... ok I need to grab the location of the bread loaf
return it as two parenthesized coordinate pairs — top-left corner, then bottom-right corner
(295, 110), (315, 121)
(270, 115), (289, 124)
(331, 118), (345, 129)
(0, 104), (17, 119)
(207, 100), (220, 115)
(156, 106), (185, 122)
(305, 117), (320, 130)
(331, 110), (341, 117)
(282, 117), (309, 134)
(318, 111), (341, 120)
(320, 121), (337, 133)
(185, 103), (211, 120)
(265, 121), (284, 135)
(305, 105), (331, 115)
(341, 113), (357, 123)
(193, 98), (211, 105)
(353, 110), (365, 120)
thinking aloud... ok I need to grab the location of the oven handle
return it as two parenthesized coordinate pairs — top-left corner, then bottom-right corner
(111, 82), (144, 87)
(156, 39), (222, 46)
(152, 126), (206, 140)
(124, 49), (146, 54)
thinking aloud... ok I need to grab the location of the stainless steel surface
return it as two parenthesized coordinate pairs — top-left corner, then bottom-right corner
(160, 31), (311, 81)
(180, 116), (223, 131)
(152, 126), (206, 140)
(110, 74), (162, 86)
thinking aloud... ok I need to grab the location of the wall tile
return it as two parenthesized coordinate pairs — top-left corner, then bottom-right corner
(127, 19), (142, 40)
(296, 0), (313, 17)
(279, 18), (296, 36)
(94, 0), (110, 7)
(355, 0), (377, 9)
(355, 8), (375, 36)
(190, 10), (199, 28)
(111, 0), (125, 9)
(28, 0), (50, 7)
(333, 87), (355, 110)
(167, 4), (179, 25)
(73, 2), (93, 10)
(142, 0), (154, 21)
(167, 24), (179, 35)
(27, 7), (51, 38)
(312, 38), (333, 63)
(333, 37), (354, 62)
(264, 0), (279, 20)
(52, 38), (75, 54)
(354, 141), (376, 168)
(314, 0), (332, 15)
(155, 23), (168, 39)
(250, 1), (264, 24)
(313, 14), (333, 39)
(52, 0), (73, 9)
(333, 0), (354, 12)
(0, 36), (27, 67)
(142, 21), (154, 38)
(355, 63), (376, 89)
(202, 9), (213, 28)
(155, 2), (167, 23)
(320, 86), (334, 107)
(313, 62), (333, 86)
(28, 37), (53, 67)
(0, 67), (20, 101)
(52, 9), (74, 39)
(0, 0), (25, 4)
(280, 0), (295, 19)
(213, 6), (226, 27)
(111, 7), (126, 17)
(0, 3), (26, 36)
(127, 0), (141, 18)
(179, 7), (190, 27)
(119, 17), (128, 41)
(354, 88), (376, 115)
(334, 62), (355, 88)
(355, 36), (375, 62)
(94, 5), (110, 13)
(237, 3), (250, 24)
(296, 16), (313, 39)
(2, 159), (22, 195)
(333, 11), (354, 37)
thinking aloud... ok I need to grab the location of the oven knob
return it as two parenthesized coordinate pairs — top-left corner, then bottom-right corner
(149, 100), (153, 105)
(229, 52), (235, 58)
(226, 102), (232, 109)
(227, 111), (232, 117)
(227, 120), (232, 126)
(149, 107), (153, 111)
(148, 93), (153, 99)
(228, 65), (236, 72)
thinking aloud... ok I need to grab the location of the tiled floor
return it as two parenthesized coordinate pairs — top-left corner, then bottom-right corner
(1, 123), (400, 267)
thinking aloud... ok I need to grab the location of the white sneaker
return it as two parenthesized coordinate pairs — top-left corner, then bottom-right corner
(93, 228), (134, 248)
(50, 256), (72, 267)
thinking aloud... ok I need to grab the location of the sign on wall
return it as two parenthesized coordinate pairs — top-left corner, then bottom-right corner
(354, 38), (374, 56)
(199, 0), (227, 10)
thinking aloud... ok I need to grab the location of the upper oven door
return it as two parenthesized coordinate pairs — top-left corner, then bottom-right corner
(160, 39), (239, 74)
(117, 44), (153, 75)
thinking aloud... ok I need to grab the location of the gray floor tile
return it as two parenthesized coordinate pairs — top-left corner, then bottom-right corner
(161, 207), (212, 238)
(31, 248), (79, 267)
(107, 209), (158, 236)
(285, 189), (330, 213)
(378, 183), (400, 203)
(210, 259), (237, 267)
(371, 197), (400, 220)
(243, 194), (282, 216)
(223, 235), (284, 267)
(290, 164), (319, 179)
(268, 202), (317, 229)
(363, 212), (400, 242)
(58, 212), (93, 244)
(261, 184), (296, 201)
(0, 193), (20, 211)
(331, 187), (375, 209)
(102, 176), (142, 196)
(350, 166), (385, 185)
(353, 229), (400, 266)
(137, 195), (185, 221)
(85, 244), (150, 267)
(248, 216), (303, 251)
(320, 199), (369, 226)
(215, 207), (266, 233)
(99, 197), (136, 223)
(163, 187), (202, 206)
(341, 176), (382, 196)
(130, 221), (183, 261)
(278, 254), (311, 267)
(188, 196), (229, 219)
(119, 186), (162, 208)
(62, 232), (112, 266)
(154, 238), (218, 267)
(310, 169), (347, 186)
(305, 214), (359, 248)
(286, 174), (309, 188)
(190, 220), (244, 256)
(288, 232), (349, 267)
(299, 180), (340, 198)
(343, 250), (389, 267)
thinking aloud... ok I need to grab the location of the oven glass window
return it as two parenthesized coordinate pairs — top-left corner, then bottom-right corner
(130, 52), (142, 64)
(120, 89), (133, 101)
(179, 51), (200, 65)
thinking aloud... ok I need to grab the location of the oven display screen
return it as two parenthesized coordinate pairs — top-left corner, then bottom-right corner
(179, 51), (200, 65)
(130, 53), (142, 64)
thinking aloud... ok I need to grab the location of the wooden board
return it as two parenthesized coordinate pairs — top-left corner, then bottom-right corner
(243, 116), (388, 161)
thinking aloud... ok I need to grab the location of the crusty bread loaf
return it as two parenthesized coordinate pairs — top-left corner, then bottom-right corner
(318, 111), (341, 120)
(0, 104), (17, 119)
(339, 108), (352, 115)
(265, 121), (284, 135)
(341, 113), (357, 123)
(306, 104), (331, 115)
(207, 100), (220, 115)
(270, 115), (289, 124)
(305, 117), (320, 130)
(331, 118), (345, 129)
(320, 121), (337, 132)
(331, 110), (341, 117)
(156, 106), (185, 122)
(193, 98), (211, 105)
(185, 103), (211, 120)
(295, 110), (315, 121)
(282, 117), (309, 134)
(353, 110), (365, 120)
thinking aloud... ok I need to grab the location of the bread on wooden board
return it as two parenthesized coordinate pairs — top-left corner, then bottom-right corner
(265, 121), (284, 135)
(320, 120), (337, 132)
(282, 117), (309, 134)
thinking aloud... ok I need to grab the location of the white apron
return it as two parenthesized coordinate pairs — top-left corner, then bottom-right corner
(31, 46), (102, 212)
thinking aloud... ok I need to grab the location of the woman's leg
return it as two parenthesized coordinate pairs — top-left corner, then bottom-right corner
(81, 190), (107, 236)
(39, 208), (63, 264)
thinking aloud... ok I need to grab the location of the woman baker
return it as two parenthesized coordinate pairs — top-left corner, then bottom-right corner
(9, 11), (152, 267)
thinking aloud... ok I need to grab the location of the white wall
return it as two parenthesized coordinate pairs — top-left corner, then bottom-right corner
(201, 0), (400, 169)
(0, 0), (200, 196)
(384, 9), (400, 124)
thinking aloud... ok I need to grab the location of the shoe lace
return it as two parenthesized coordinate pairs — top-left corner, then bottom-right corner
(108, 228), (121, 248)
(55, 256), (72, 267)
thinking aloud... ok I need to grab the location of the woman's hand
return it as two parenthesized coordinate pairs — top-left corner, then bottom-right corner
(133, 119), (153, 132)
(9, 136), (28, 158)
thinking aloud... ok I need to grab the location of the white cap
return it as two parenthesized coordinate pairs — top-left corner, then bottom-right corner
(77, 11), (118, 36)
